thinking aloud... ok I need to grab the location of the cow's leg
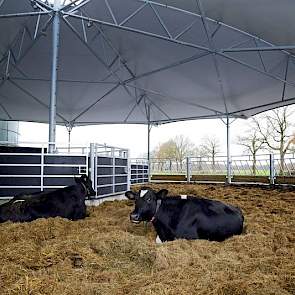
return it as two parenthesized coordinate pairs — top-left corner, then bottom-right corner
(155, 235), (163, 244)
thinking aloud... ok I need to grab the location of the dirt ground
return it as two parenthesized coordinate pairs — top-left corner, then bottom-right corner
(0, 183), (294, 295)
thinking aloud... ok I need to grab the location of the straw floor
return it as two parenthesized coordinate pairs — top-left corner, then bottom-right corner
(0, 183), (294, 295)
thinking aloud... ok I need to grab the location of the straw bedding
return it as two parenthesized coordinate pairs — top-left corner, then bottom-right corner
(0, 183), (294, 295)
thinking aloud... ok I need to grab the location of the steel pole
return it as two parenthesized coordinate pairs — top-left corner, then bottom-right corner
(147, 122), (151, 182)
(49, 6), (60, 153)
(67, 126), (72, 153)
(89, 143), (96, 194)
(226, 116), (232, 184)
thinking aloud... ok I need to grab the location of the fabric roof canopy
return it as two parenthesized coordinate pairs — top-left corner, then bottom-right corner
(0, 0), (295, 127)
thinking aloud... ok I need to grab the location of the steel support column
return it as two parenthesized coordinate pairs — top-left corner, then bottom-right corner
(49, 2), (61, 153)
(89, 143), (96, 195)
(226, 115), (232, 184)
(67, 124), (73, 153)
(147, 122), (152, 182)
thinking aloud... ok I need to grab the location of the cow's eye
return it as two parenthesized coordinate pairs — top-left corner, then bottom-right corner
(146, 198), (152, 203)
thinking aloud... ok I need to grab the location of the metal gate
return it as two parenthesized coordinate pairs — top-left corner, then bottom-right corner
(130, 159), (149, 184)
(90, 144), (129, 198)
(0, 142), (129, 199)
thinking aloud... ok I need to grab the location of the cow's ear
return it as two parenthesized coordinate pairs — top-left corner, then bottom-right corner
(156, 189), (168, 199)
(125, 191), (137, 200)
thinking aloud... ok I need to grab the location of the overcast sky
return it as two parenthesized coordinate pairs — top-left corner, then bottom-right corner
(18, 105), (295, 158)
(19, 117), (257, 158)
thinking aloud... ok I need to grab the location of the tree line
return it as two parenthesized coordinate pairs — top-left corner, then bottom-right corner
(152, 106), (295, 175)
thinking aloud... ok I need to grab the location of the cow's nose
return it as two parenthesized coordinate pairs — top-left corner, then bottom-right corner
(130, 213), (140, 223)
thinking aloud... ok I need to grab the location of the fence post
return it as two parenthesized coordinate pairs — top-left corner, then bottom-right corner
(40, 145), (44, 191)
(89, 143), (96, 195)
(148, 159), (151, 183)
(127, 151), (131, 191)
(112, 147), (115, 194)
(226, 156), (232, 184)
(186, 157), (191, 183)
(269, 154), (275, 185)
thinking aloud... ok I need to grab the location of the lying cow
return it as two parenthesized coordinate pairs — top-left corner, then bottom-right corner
(125, 188), (244, 242)
(0, 174), (95, 223)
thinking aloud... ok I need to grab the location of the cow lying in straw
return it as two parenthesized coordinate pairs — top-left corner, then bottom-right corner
(125, 188), (244, 243)
(0, 174), (95, 223)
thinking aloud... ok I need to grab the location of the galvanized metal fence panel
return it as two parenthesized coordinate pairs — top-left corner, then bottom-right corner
(130, 159), (149, 184)
(0, 142), (130, 199)
(0, 143), (88, 197)
(150, 159), (186, 175)
(149, 153), (295, 183)
(94, 144), (129, 198)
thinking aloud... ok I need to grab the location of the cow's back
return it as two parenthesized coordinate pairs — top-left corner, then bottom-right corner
(26, 185), (86, 220)
(0, 184), (87, 223)
(154, 197), (244, 242)
(188, 198), (244, 241)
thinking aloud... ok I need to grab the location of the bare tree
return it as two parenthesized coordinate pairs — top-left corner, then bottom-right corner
(200, 135), (221, 169)
(174, 135), (195, 170)
(153, 135), (196, 172)
(254, 106), (295, 175)
(236, 120), (265, 175)
(153, 140), (177, 171)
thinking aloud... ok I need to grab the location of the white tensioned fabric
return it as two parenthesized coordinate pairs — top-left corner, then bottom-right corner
(0, 0), (295, 126)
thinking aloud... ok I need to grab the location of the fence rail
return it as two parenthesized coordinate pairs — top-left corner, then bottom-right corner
(130, 158), (149, 184)
(0, 141), (130, 199)
(149, 153), (295, 184)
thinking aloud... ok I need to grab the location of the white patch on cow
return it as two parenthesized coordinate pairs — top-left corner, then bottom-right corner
(140, 190), (148, 198)
(180, 195), (187, 199)
(13, 199), (25, 204)
(155, 235), (162, 244)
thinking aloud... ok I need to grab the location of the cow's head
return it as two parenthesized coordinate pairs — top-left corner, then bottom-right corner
(75, 174), (96, 197)
(125, 188), (168, 223)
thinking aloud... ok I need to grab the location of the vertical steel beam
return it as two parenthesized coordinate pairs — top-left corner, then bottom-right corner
(127, 150), (131, 190)
(147, 122), (151, 182)
(40, 145), (44, 191)
(89, 143), (96, 196)
(112, 147), (115, 194)
(67, 125), (72, 153)
(49, 3), (61, 153)
(147, 105), (152, 182)
(226, 115), (232, 184)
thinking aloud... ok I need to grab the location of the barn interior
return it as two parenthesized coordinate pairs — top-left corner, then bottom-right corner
(0, 0), (295, 294)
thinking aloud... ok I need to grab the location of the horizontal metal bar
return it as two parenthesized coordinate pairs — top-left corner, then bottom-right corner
(222, 45), (295, 53)
(96, 165), (127, 168)
(0, 164), (41, 167)
(0, 153), (43, 156)
(10, 76), (118, 85)
(97, 174), (127, 177)
(65, 0), (91, 13)
(90, 191), (127, 199)
(0, 175), (41, 178)
(0, 11), (50, 19)
(0, 186), (41, 188)
(229, 95), (295, 116)
(97, 182), (127, 188)
(0, 174), (84, 178)
(63, 12), (212, 53)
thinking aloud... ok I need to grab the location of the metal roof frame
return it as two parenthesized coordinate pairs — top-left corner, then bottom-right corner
(0, 0), (295, 181)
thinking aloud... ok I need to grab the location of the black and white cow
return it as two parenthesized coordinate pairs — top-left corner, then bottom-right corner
(125, 188), (244, 242)
(0, 174), (95, 223)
